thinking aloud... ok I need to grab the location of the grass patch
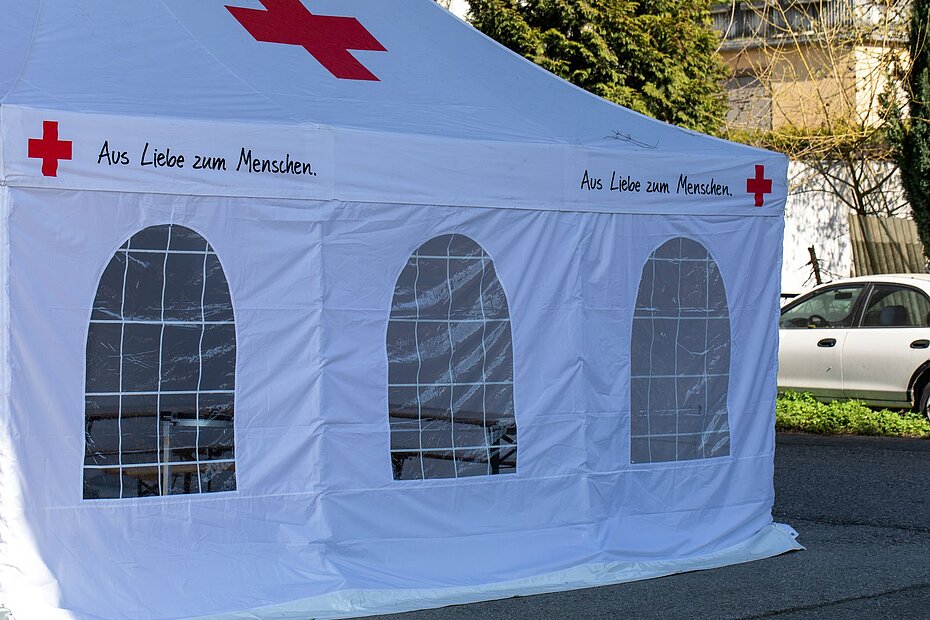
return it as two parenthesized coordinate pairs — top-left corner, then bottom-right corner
(776, 391), (930, 438)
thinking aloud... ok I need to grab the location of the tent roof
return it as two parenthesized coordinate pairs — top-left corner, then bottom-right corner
(1, 0), (756, 154)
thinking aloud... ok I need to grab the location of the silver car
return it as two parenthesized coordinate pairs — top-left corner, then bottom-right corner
(778, 274), (930, 418)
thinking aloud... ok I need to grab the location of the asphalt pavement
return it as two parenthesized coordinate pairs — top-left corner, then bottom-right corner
(374, 433), (930, 619)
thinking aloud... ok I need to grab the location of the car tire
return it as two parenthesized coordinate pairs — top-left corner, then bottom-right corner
(918, 383), (930, 422)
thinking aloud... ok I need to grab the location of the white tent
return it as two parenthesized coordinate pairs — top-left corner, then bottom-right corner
(0, 1), (802, 617)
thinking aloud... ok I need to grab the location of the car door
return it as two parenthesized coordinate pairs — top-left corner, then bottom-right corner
(841, 283), (930, 406)
(778, 284), (866, 399)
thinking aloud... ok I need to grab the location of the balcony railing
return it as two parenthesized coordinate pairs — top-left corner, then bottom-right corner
(711, 1), (907, 44)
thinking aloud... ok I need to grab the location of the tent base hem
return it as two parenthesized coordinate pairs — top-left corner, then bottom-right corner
(202, 522), (803, 620)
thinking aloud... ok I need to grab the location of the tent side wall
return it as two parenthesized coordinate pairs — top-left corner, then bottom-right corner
(0, 0), (799, 606)
(0, 176), (800, 618)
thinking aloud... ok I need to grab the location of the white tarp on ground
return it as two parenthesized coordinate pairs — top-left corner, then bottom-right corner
(0, 1), (800, 618)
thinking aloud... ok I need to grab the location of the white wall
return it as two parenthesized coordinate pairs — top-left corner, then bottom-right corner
(781, 160), (910, 296)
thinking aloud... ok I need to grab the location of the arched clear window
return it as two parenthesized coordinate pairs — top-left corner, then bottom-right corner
(630, 237), (730, 463)
(387, 234), (517, 480)
(84, 225), (237, 499)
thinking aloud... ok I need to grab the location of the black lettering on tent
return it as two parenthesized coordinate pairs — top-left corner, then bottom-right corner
(387, 234), (518, 480)
(83, 224), (237, 499)
(630, 237), (730, 463)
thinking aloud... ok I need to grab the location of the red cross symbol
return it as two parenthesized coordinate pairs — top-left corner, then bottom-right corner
(226, 0), (386, 81)
(746, 164), (772, 207)
(28, 121), (72, 177)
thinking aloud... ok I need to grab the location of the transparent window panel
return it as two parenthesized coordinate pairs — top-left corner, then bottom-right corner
(643, 319), (678, 376)
(630, 238), (731, 464)
(480, 263), (510, 320)
(159, 392), (197, 418)
(84, 395), (120, 467)
(413, 258), (452, 320)
(630, 318), (655, 377)
(631, 437), (652, 465)
(391, 452), (424, 480)
(389, 259), (418, 320)
(483, 322), (514, 383)
(490, 443), (517, 475)
(454, 448), (491, 477)
(121, 466), (161, 498)
(120, 415), (160, 465)
(83, 467), (122, 500)
(447, 259), (486, 320)
(676, 434), (705, 461)
(645, 259), (680, 317)
(451, 382), (485, 428)
(416, 235), (457, 257)
(676, 378), (708, 434)
(199, 393), (234, 422)
(121, 324), (161, 392)
(86, 323), (122, 394)
(200, 324), (236, 391)
(91, 252), (126, 321)
(445, 234), (485, 257)
(203, 254), (234, 322)
(631, 410), (650, 439)
(198, 393), (235, 461)
(84, 224), (237, 499)
(702, 432), (731, 459)
(420, 449), (458, 479)
(413, 322), (453, 385)
(648, 434), (678, 463)
(387, 234), (517, 480)
(163, 253), (205, 322)
(449, 321), (485, 383)
(122, 251), (165, 321)
(452, 422), (487, 451)
(705, 318), (732, 375)
(159, 393), (198, 463)
(198, 429), (235, 461)
(120, 394), (159, 465)
(160, 324), (202, 391)
(706, 259), (726, 304)
(168, 226), (209, 252)
(388, 385), (419, 419)
(390, 427), (421, 452)
(200, 461), (236, 493)
(386, 321), (418, 385)
(679, 260), (710, 317)
(676, 319), (710, 376)
(128, 225), (170, 251)
(484, 383), (515, 419)
(163, 463), (200, 495)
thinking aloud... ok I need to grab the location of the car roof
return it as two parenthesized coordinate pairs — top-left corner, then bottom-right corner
(799, 273), (930, 295)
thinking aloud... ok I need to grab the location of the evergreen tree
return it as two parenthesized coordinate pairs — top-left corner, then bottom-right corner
(467, 0), (728, 134)
(898, 0), (930, 260)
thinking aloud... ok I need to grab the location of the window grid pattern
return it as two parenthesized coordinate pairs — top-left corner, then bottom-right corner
(630, 238), (731, 463)
(387, 234), (517, 480)
(83, 224), (236, 499)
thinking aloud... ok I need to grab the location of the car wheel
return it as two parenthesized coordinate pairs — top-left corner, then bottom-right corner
(918, 384), (930, 422)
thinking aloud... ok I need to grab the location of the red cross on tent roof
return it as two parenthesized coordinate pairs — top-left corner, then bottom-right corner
(226, 0), (387, 81)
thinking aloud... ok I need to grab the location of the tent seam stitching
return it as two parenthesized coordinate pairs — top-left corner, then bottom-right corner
(155, 0), (301, 124)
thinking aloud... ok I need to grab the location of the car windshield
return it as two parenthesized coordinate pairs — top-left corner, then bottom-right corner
(780, 285), (864, 329)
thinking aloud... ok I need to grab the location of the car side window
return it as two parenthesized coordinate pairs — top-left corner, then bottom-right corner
(859, 285), (930, 328)
(779, 285), (864, 329)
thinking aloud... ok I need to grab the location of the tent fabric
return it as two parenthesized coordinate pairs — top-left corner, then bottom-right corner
(0, 1), (798, 618)
(0, 0), (766, 149)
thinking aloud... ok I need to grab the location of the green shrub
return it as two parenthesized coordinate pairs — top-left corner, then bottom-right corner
(776, 391), (930, 438)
